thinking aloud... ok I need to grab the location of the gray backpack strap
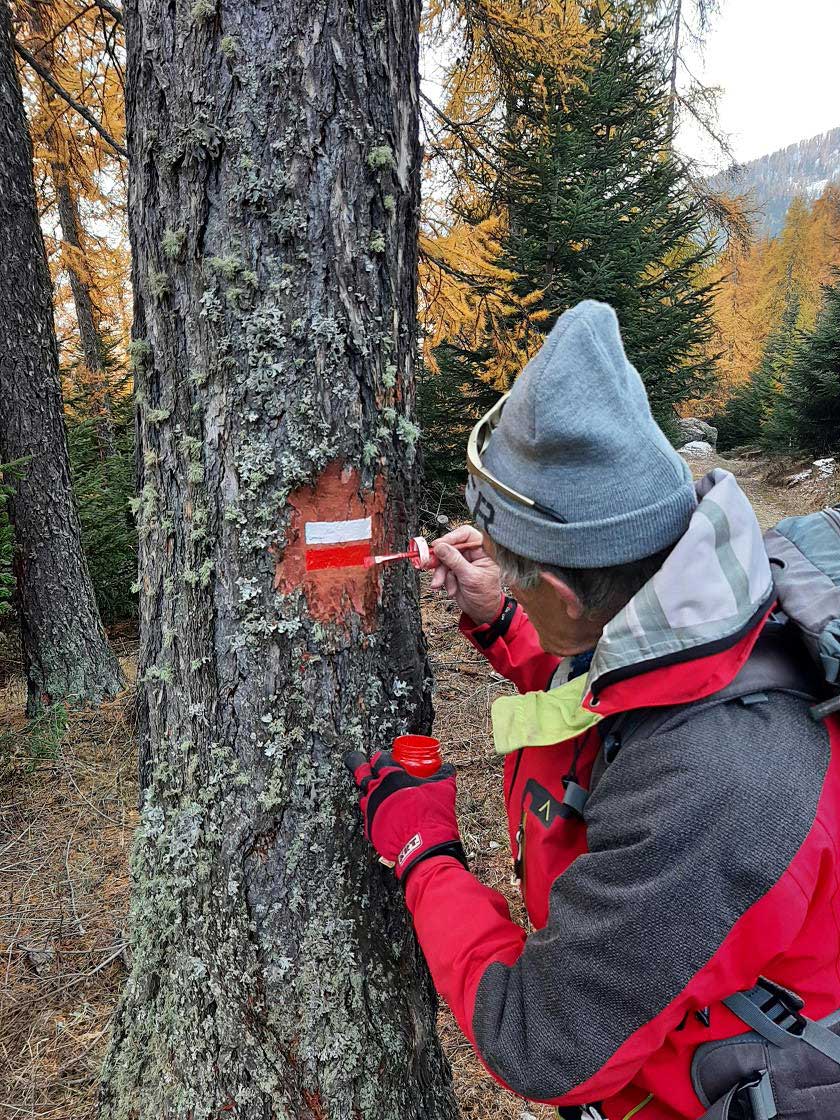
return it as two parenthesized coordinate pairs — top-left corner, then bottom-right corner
(694, 978), (840, 1120)
(724, 979), (840, 1065)
(765, 508), (840, 709)
(699, 1073), (776, 1120)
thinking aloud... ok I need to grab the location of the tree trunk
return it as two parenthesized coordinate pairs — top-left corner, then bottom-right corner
(666, 0), (681, 142)
(100, 0), (458, 1117)
(24, 0), (116, 455)
(0, 0), (123, 715)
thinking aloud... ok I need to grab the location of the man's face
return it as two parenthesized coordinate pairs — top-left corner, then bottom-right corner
(482, 534), (606, 657)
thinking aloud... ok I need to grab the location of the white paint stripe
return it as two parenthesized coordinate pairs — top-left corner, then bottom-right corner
(305, 517), (372, 545)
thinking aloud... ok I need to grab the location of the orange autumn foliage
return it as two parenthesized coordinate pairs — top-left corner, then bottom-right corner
(13, 0), (130, 423)
(700, 187), (840, 413)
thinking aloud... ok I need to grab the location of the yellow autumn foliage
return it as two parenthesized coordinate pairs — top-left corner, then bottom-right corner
(700, 187), (840, 413)
(14, 0), (130, 415)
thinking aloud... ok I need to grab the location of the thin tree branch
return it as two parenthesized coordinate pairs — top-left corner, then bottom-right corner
(93, 0), (123, 23)
(675, 89), (733, 163)
(13, 38), (127, 159)
(420, 90), (502, 168)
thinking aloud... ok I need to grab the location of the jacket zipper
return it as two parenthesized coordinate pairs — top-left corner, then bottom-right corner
(508, 748), (526, 887)
(512, 803), (527, 892)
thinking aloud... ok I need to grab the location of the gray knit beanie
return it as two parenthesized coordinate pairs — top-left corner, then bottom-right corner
(465, 300), (697, 568)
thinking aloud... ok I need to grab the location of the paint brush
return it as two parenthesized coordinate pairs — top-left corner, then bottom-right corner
(364, 536), (431, 570)
(364, 536), (474, 571)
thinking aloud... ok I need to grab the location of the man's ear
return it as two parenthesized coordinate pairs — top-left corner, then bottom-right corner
(540, 570), (586, 620)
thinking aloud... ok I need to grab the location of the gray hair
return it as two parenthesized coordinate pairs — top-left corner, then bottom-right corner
(492, 539), (672, 619)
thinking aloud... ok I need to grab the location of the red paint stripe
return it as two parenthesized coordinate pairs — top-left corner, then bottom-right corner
(305, 541), (371, 571)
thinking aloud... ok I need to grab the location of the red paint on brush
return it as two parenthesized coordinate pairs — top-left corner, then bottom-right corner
(305, 541), (372, 571)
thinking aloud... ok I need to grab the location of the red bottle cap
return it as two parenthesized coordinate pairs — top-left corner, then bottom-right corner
(392, 734), (443, 777)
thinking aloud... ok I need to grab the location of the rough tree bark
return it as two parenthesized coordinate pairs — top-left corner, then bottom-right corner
(0, 0), (123, 715)
(99, 0), (459, 1117)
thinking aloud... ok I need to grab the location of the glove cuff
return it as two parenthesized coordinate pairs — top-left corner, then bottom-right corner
(399, 840), (469, 886)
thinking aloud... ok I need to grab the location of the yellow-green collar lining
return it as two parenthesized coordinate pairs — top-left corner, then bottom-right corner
(491, 673), (602, 756)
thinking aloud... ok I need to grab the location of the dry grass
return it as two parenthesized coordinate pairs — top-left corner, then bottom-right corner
(0, 635), (139, 1120)
(0, 595), (549, 1120)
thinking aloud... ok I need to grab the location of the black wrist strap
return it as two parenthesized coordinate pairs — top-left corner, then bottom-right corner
(401, 840), (469, 887)
(472, 595), (517, 650)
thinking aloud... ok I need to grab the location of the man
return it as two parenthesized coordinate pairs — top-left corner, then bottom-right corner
(348, 301), (840, 1120)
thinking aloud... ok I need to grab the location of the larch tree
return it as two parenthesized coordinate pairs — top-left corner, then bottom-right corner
(99, 0), (458, 1117)
(14, 0), (130, 443)
(20, 0), (115, 447)
(0, 0), (123, 714)
(417, 0), (590, 378)
(708, 187), (840, 408)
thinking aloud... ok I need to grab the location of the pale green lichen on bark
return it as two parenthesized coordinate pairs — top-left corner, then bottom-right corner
(162, 228), (187, 259)
(207, 254), (242, 281)
(190, 0), (215, 22)
(367, 144), (395, 169)
(128, 338), (152, 372)
(148, 270), (170, 300)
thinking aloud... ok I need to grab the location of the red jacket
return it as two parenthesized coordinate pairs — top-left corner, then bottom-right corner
(405, 597), (840, 1119)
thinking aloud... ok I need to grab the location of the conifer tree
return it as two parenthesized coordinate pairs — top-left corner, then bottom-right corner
(100, 0), (458, 1115)
(716, 296), (801, 451)
(771, 278), (840, 455)
(420, 4), (719, 486)
(708, 188), (840, 409)
(417, 345), (498, 512)
(497, 8), (718, 425)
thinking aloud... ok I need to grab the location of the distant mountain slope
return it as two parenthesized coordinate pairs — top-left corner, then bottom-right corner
(711, 127), (840, 238)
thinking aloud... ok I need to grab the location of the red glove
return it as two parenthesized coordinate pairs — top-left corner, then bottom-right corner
(346, 750), (468, 883)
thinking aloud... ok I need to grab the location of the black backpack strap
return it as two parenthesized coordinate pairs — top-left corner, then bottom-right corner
(698, 1072), (776, 1120)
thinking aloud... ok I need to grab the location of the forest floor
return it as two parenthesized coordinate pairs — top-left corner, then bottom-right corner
(0, 452), (836, 1120)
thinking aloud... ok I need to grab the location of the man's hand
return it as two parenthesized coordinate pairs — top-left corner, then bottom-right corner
(429, 525), (503, 625)
(345, 751), (467, 883)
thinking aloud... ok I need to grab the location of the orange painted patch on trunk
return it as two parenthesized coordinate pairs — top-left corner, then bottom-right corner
(273, 462), (387, 626)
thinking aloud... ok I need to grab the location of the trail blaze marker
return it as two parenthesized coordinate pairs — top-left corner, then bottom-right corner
(304, 517), (373, 571)
(272, 463), (386, 626)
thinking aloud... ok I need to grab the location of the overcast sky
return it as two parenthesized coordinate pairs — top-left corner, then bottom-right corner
(679, 0), (840, 168)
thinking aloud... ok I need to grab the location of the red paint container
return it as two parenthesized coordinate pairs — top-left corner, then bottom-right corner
(392, 734), (443, 777)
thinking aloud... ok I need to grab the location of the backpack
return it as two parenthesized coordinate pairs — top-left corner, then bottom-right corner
(764, 505), (840, 722)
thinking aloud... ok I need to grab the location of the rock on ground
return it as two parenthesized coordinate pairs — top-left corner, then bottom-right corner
(679, 440), (714, 457)
(677, 417), (718, 449)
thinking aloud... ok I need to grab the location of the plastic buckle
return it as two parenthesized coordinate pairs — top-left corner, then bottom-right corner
(560, 780), (589, 819)
(754, 977), (806, 1035)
